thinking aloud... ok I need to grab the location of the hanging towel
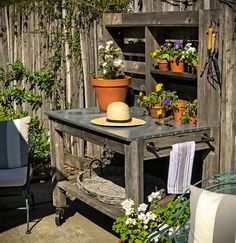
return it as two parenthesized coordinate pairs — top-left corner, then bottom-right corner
(167, 141), (195, 194)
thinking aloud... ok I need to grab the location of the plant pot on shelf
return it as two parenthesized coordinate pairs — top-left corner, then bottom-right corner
(158, 60), (169, 71)
(189, 116), (197, 125)
(173, 99), (186, 122)
(148, 104), (166, 119)
(193, 64), (199, 74)
(170, 60), (184, 73)
(92, 76), (130, 112)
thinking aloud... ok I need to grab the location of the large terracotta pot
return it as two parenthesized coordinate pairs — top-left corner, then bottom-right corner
(158, 60), (169, 71)
(170, 60), (184, 73)
(173, 99), (186, 122)
(148, 104), (166, 119)
(92, 76), (130, 112)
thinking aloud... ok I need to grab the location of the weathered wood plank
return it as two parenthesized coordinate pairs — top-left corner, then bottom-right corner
(50, 120), (67, 208)
(123, 60), (145, 74)
(125, 140), (144, 207)
(103, 11), (199, 27)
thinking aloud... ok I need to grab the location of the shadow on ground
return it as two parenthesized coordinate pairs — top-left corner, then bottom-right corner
(0, 179), (118, 242)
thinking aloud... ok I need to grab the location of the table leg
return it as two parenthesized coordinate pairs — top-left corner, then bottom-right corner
(49, 120), (67, 208)
(124, 140), (144, 208)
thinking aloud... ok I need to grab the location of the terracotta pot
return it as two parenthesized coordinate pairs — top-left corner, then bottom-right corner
(189, 116), (197, 125)
(170, 60), (184, 73)
(158, 60), (169, 71)
(148, 104), (166, 119)
(193, 64), (199, 74)
(173, 99), (186, 122)
(92, 76), (130, 112)
(118, 240), (125, 243)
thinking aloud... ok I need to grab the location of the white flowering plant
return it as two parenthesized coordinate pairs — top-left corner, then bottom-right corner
(97, 40), (125, 80)
(112, 190), (190, 243)
(183, 43), (199, 66)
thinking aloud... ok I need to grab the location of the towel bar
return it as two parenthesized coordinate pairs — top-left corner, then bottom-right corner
(146, 133), (215, 159)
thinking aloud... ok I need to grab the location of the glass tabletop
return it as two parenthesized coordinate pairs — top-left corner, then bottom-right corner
(45, 107), (218, 142)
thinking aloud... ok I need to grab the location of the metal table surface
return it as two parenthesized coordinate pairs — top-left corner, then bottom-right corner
(46, 107), (217, 219)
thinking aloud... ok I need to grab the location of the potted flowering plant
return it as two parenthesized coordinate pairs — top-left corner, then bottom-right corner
(112, 190), (190, 242)
(139, 83), (178, 118)
(151, 43), (172, 71)
(167, 41), (186, 73)
(182, 99), (197, 125)
(183, 43), (199, 74)
(92, 40), (131, 112)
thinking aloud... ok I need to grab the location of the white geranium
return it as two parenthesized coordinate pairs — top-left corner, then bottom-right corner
(114, 59), (123, 67)
(98, 45), (104, 50)
(102, 62), (107, 67)
(148, 191), (162, 202)
(138, 203), (148, 212)
(103, 69), (107, 75)
(125, 218), (137, 225)
(146, 211), (157, 221)
(138, 212), (146, 221)
(121, 199), (135, 216)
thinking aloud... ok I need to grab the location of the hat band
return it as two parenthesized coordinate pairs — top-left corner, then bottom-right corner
(106, 117), (132, 123)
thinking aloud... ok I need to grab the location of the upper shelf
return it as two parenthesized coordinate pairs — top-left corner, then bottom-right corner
(151, 69), (197, 81)
(103, 11), (199, 27)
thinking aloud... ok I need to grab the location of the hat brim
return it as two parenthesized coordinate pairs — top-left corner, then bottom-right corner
(91, 117), (146, 127)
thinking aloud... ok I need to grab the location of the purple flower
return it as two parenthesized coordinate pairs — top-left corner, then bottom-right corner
(164, 42), (169, 48)
(174, 41), (182, 49)
(164, 97), (171, 106)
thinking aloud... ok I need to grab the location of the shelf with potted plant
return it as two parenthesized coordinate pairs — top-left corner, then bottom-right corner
(151, 40), (199, 81)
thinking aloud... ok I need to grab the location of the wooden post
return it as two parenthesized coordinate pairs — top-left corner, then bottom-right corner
(124, 141), (144, 207)
(220, 5), (236, 172)
(49, 120), (67, 208)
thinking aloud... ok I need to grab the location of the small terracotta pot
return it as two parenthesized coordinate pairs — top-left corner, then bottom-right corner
(189, 116), (197, 125)
(170, 60), (184, 73)
(158, 60), (169, 71)
(173, 99), (186, 122)
(92, 76), (130, 112)
(193, 64), (199, 74)
(148, 105), (166, 119)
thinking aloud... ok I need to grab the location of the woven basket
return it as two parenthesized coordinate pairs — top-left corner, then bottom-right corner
(77, 166), (165, 205)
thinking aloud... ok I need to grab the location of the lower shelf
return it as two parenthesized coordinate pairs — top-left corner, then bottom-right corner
(57, 180), (123, 219)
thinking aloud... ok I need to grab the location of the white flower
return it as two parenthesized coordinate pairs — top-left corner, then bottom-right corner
(98, 45), (104, 50)
(138, 212), (146, 221)
(138, 203), (148, 212)
(121, 199), (135, 209)
(104, 54), (113, 60)
(103, 69), (107, 75)
(125, 218), (137, 225)
(106, 40), (113, 46)
(102, 62), (107, 67)
(148, 191), (162, 202)
(125, 208), (134, 216)
(143, 225), (148, 230)
(114, 59), (123, 67)
(146, 211), (157, 221)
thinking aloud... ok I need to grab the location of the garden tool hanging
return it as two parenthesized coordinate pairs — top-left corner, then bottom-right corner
(200, 23), (222, 92)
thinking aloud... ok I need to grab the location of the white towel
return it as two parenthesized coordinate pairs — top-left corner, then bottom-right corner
(167, 141), (195, 194)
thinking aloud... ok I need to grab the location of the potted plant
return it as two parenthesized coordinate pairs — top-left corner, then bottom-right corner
(183, 43), (199, 74)
(151, 43), (172, 71)
(182, 99), (197, 125)
(168, 41), (186, 73)
(112, 190), (190, 242)
(171, 98), (187, 123)
(139, 83), (177, 119)
(92, 40), (131, 112)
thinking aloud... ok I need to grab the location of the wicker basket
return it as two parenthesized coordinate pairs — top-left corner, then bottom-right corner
(77, 166), (165, 205)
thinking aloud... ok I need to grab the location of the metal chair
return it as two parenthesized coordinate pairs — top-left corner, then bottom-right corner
(145, 171), (236, 243)
(0, 116), (35, 234)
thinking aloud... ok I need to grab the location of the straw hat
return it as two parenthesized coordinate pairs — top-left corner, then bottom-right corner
(91, 102), (146, 127)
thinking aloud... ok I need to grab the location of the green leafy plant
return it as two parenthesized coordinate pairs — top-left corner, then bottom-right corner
(167, 41), (186, 63)
(151, 43), (172, 63)
(112, 191), (190, 242)
(139, 83), (178, 111)
(181, 99), (197, 123)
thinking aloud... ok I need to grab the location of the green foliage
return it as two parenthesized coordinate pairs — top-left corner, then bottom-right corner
(182, 99), (197, 123)
(112, 196), (190, 242)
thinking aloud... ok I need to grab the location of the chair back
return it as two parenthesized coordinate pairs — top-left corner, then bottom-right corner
(0, 116), (31, 169)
